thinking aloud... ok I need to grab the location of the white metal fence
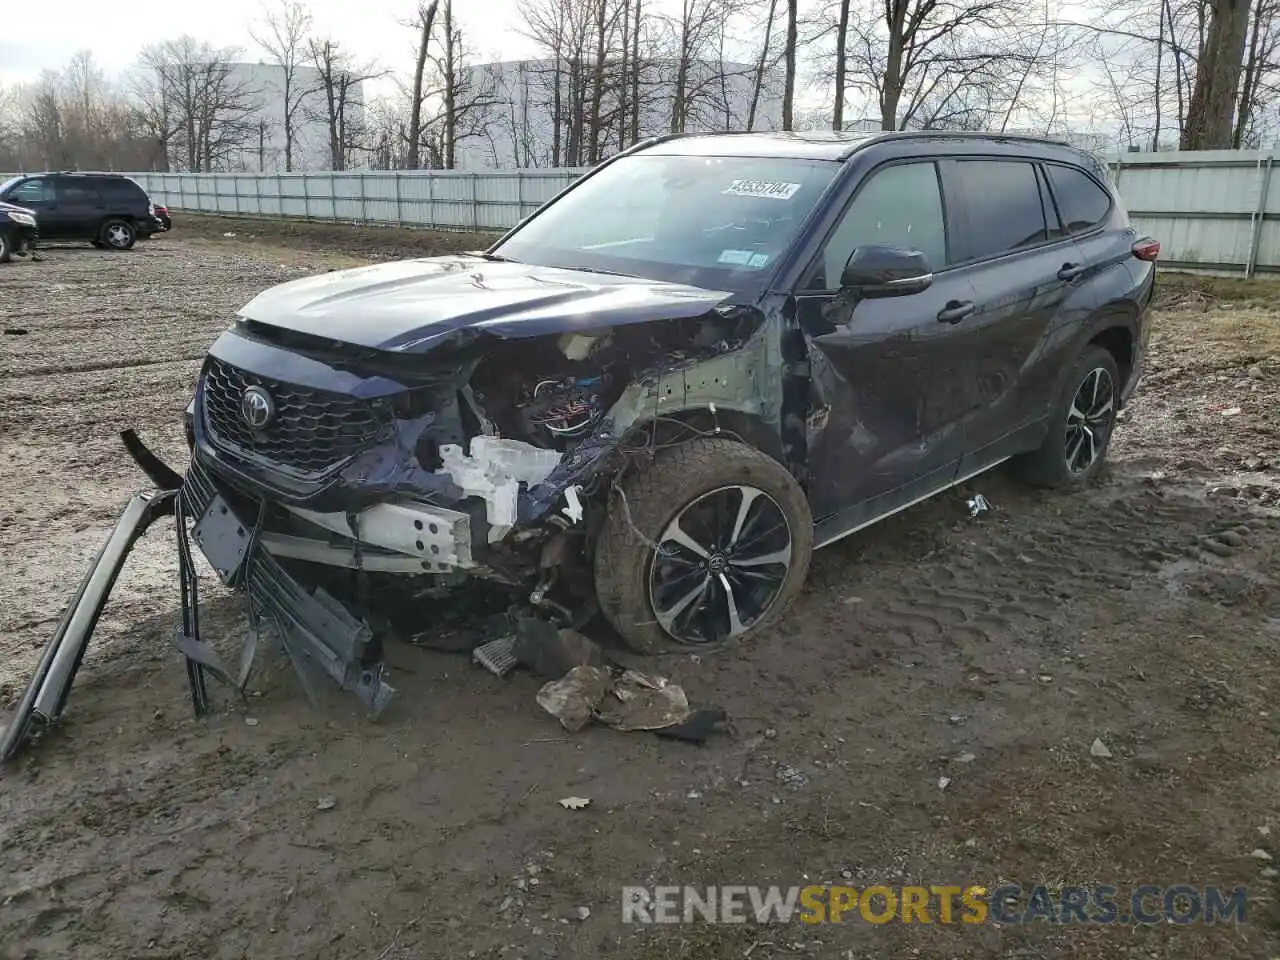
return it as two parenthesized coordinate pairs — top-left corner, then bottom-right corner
(12, 149), (1280, 275)
(131, 169), (589, 234)
(1109, 150), (1280, 278)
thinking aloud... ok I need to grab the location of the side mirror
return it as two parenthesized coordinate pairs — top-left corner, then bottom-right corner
(839, 245), (933, 298)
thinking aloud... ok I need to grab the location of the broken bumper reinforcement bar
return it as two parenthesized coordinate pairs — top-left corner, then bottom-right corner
(1, 431), (392, 766)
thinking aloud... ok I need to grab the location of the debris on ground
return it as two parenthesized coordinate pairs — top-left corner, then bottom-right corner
(557, 796), (591, 810)
(537, 666), (612, 732)
(967, 493), (991, 518)
(316, 797), (336, 811)
(654, 708), (729, 744)
(1089, 737), (1114, 759)
(472, 634), (519, 677)
(593, 669), (690, 731)
(513, 617), (603, 680)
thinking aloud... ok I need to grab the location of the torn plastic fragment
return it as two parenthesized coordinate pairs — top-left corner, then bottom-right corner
(435, 436), (563, 542)
(536, 665), (611, 731)
(561, 485), (584, 524)
(967, 493), (991, 518)
(596, 671), (691, 731)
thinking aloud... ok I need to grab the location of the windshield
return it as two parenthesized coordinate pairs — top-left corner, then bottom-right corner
(493, 154), (839, 292)
(0, 176), (20, 197)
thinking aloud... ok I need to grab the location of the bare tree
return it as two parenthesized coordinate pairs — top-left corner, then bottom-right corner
(1184, 0), (1252, 147)
(251, 0), (313, 171)
(407, 0), (439, 168)
(781, 0), (798, 130)
(136, 37), (262, 171)
(746, 0), (780, 131)
(306, 37), (380, 170)
(428, 0), (503, 168)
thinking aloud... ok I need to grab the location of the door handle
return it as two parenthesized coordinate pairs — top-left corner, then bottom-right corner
(937, 300), (976, 324)
(1058, 261), (1085, 281)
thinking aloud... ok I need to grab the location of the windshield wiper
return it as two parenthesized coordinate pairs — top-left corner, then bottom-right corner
(560, 264), (638, 278)
(476, 252), (521, 263)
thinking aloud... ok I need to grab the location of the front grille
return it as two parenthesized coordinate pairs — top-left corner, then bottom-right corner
(201, 358), (386, 476)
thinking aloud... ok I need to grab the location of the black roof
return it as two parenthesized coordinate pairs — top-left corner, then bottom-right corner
(638, 129), (1077, 162)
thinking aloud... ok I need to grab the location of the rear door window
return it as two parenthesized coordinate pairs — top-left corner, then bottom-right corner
(57, 181), (102, 205)
(953, 160), (1049, 261)
(1044, 164), (1112, 235)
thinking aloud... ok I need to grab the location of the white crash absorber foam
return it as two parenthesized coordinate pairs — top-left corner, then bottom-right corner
(436, 436), (563, 542)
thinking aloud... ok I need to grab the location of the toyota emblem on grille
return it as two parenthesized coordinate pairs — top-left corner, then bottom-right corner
(240, 385), (276, 429)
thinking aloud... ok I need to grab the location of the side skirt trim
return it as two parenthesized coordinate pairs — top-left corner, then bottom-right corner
(814, 457), (1010, 550)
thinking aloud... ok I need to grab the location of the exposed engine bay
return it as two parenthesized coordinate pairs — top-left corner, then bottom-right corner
(1, 257), (801, 761)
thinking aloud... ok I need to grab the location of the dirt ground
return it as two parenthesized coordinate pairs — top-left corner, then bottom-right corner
(1, 218), (1278, 960)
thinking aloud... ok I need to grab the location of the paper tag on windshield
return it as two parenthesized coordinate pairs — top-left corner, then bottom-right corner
(722, 179), (802, 200)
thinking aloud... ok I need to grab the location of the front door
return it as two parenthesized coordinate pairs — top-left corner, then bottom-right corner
(792, 159), (978, 522)
(3, 178), (60, 237)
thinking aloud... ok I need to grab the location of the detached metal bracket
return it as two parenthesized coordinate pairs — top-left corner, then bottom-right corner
(0, 490), (177, 764)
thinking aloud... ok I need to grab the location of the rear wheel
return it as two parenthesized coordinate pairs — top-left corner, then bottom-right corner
(1015, 345), (1120, 488)
(99, 219), (136, 250)
(594, 438), (813, 655)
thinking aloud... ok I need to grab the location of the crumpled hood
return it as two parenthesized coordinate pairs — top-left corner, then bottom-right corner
(237, 255), (735, 352)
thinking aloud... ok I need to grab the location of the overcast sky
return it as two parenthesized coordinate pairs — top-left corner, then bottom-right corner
(0, 0), (539, 89)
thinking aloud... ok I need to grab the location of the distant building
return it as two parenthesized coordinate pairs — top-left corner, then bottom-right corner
(454, 58), (784, 169)
(224, 62), (365, 172)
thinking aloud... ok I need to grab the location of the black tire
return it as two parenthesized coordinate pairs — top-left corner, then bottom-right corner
(594, 437), (813, 655)
(99, 219), (136, 250)
(1015, 345), (1121, 489)
(0, 231), (10, 264)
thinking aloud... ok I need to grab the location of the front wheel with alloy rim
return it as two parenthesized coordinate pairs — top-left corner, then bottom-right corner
(99, 219), (136, 250)
(594, 438), (813, 655)
(1015, 344), (1121, 488)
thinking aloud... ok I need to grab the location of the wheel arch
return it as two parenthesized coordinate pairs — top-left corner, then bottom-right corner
(618, 405), (786, 467)
(1055, 304), (1138, 407)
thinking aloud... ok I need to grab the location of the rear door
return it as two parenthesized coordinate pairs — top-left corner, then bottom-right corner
(54, 178), (106, 240)
(942, 157), (1094, 471)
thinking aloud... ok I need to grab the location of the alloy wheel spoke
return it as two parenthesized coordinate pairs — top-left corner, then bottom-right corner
(1066, 428), (1087, 470)
(654, 575), (711, 630)
(728, 486), (763, 547)
(664, 517), (710, 559)
(717, 572), (747, 637)
(732, 546), (792, 568)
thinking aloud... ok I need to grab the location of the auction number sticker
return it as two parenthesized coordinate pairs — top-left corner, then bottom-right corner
(722, 180), (802, 200)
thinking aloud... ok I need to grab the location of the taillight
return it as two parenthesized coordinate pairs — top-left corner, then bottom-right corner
(1132, 238), (1160, 261)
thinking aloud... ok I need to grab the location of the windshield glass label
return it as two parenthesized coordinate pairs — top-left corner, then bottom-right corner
(722, 180), (802, 200)
(718, 250), (772, 268)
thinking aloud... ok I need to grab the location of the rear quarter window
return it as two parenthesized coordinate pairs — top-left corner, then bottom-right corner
(1044, 164), (1113, 235)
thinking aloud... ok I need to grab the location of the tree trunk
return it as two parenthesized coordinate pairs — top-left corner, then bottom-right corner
(881, 0), (908, 131)
(631, 0), (641, 143)
(748, 0), (778, 132)
(832, 0), (851, 130)
(408, 1), (438, 168)
(443, 0), (458, 169)
(1183, 0), (1251, 149)
(1233, 0), (1268, 147)
(781, 0), (798, 130)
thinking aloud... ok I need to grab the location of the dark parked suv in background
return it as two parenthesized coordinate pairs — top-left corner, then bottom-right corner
(175, 130), (1157, 712)
(0, 172), (164, 250)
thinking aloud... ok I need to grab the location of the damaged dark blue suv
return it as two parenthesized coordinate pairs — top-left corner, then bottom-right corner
(181, 130), (1157, 710)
